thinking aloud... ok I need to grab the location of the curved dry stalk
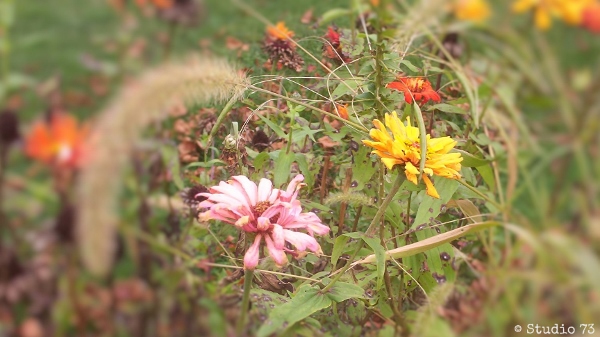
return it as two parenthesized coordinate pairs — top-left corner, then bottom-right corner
(77, 56), (249, 277)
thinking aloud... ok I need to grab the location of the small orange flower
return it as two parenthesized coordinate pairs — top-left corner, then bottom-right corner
(266, 22), (294, 40)
(387, 77), (441, 105)
(335, 104), (349, 120)
(25, 113), (89, 168)
(135, 0), (173, 9)
(583, 1), (600, 33)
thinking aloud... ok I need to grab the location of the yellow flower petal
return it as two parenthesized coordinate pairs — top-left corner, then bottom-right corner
(423, 175), (440, 199)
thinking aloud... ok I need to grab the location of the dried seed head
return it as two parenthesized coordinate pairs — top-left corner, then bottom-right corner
(181, 184), (208, 212)
(251, 129), (270, 152)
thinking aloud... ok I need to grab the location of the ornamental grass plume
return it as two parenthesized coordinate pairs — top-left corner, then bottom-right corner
(512, 0), (593, 30)
(387, 77), (441, 105)
(77, 56), (248, 277)
(198, 175), (329, 270)
(362, 111), (462, 199)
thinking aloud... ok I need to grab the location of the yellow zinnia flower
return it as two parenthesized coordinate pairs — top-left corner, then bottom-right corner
(362, 111), (463, 199)
(453, 0), (491, 23)
(512, 0), (593, 30)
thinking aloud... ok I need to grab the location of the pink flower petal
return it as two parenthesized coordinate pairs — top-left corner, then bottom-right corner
(231, 175), (258, 206)
(265, 235), (288, 266)
(257, 178), (274, 202)
(257, 216), (272, 231)
(282, 229), (320, 252)
(283, 174), (305, 201)
(210, 182), (250, 208)
(271, 224), (285, 249)
(243, 235), (262, 270)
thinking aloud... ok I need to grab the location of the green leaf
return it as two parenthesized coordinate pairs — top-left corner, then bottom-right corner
(319, 8), (352, 25)
(185, 159), (226, 170)
(161, 145), (184, 190)
(362, 236), (386, 291)
(456, 150), (490, 167)
(426, 103), (467, 114)
(273, 150), (296, 188)
(257, 285), (332, 337)
(350, 146), (377, 191)
(400, 60), (420, 73)
(476, 164), (496, 191)
(253, 152), (270, 172)
(411, 178), (459, 282)
(325, 282), (365, 302)
(331, 235), (351, 268)
(255, 112), (288, 139)
(292, 127), (322, 143)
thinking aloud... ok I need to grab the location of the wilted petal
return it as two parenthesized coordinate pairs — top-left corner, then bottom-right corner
(282, 229), (320, 252)
(272, 224), (285, 249)
(265, 235), (288, 266)
(243, 235), (262, 270)
(257, 216), (271, 231)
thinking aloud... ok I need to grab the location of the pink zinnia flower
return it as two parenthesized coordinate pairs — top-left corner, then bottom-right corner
(198, 175), (329, 270)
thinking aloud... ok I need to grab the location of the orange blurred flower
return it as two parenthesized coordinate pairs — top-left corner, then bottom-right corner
(453, 0), (491, 23)
(135, 0), (173, 9)
(583, 1), (600, 33)
(266, 22), (294, 41)
(512, 0), (593, 30)
(25, 113), (89, 168)
(387, 77), (441, 105)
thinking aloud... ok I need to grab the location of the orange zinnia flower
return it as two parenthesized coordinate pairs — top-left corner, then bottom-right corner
(387, 77), (441, 105)
(583, 2), (600, 33)
(25, 113), (89, 169)
(266, 22), (294, 40)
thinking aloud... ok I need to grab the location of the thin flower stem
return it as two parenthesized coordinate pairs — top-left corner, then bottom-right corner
(320, 155), (330, 204)
(236, 269), (254, 336)
(457, 179), (503, 211)
(205, 95), (238, 160)
(352, 206), (363, 232)
(205, 263), (319, 282)
(323, 173), (405, 293)
(248, 85), (369, 133)
(365, 173), (405, 237)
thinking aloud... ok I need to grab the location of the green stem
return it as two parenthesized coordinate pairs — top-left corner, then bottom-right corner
(248, 85), (368, 133)
(457, 179), (503, 211)
(205, 96), (238, 161)
(322, 173), (405, 293)
(236, 269), (254, 336)
(365, 173), (405, 237)
(1, 0), (14, 91)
